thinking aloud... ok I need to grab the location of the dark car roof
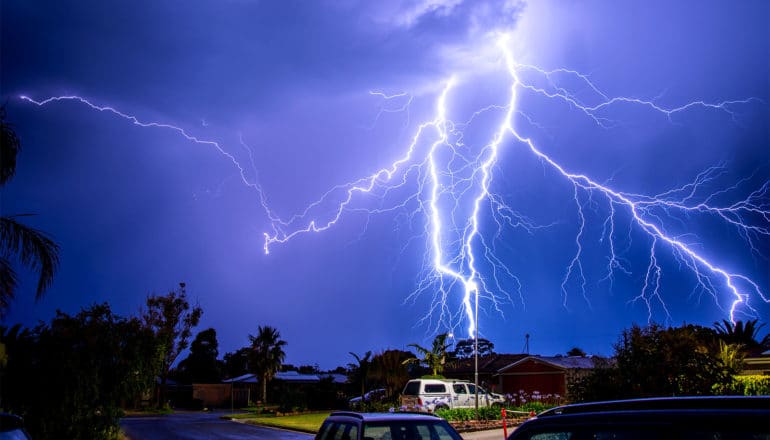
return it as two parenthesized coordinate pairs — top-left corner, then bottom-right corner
(326, 412), (445, 423)
(539, 395), (770, 416)
(509, 396), (770, 439)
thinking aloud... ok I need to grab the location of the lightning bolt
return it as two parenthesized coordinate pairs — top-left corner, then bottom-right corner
(20, 34), (769, 339)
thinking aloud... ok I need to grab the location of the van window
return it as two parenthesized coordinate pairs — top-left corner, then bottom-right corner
(403, 381), (421, 395)
(453, 384), (467, 394)
(424, 384), (447, 393)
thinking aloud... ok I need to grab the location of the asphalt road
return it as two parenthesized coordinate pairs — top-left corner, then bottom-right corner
(121, 411), (314, 440)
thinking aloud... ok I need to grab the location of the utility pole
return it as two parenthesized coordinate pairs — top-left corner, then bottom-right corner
(474, 288), (479, 415)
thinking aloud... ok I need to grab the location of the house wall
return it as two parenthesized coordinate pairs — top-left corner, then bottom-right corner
(193, 383), (232, 407)
(497, 359), (566, 397)
(499, 372), (566, 396)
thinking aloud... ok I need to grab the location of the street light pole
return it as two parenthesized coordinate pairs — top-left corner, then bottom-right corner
(474, 287), (479, 415)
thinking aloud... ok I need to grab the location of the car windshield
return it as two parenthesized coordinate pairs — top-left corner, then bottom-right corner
(363, 420), (461, 440)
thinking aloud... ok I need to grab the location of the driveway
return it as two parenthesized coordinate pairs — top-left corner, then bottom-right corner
(121, 411), (313, 440)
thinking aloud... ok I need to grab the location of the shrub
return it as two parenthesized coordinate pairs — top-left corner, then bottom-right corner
(714, 375), (770, 396)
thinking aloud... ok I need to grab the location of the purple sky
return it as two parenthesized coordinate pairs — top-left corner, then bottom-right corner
(2, 0), (768, 370)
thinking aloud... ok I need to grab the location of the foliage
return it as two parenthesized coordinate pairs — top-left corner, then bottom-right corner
(222, 346), (251, 379)
(451, 337), (495, 359)
(713, 375), (770, 396)
(142, 282), (202, 403)
(174, 327), (221, 383)
(348, 350), (373, 400)
(0, 304), (161, 440)
(0, 108), (60, 315)
(435, 403), (554, 422)
(713, 319), (770, 353)
(404, 333), (451, 376)
(0, 105), (20, 185)
(249, 325), (287, 403)
(570, 324), (735, 402)
(370, 349), (414, 398)
(716, 340), (746, 372)
(566, 347), (586, 357)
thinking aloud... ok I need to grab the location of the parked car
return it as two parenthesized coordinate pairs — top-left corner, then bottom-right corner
(399, 378), (505, 412)
(0, 413), (31, 440)
(349, 388), (387, 408)
(507, 396), (770, 440)
(315, 411), (463, 440)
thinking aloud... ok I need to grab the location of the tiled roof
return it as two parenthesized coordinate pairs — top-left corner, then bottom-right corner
(496, 355), (601, 372)
(445, 353), (529, 374)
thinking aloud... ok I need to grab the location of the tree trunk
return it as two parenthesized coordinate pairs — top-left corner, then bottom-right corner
(262, 373), (267, 404)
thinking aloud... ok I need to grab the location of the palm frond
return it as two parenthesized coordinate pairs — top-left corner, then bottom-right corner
(0, 215), (60, 300)
(0, 106), (21, 186)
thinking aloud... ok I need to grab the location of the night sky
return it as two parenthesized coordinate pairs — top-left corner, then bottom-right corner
(2, 0), (768, 370)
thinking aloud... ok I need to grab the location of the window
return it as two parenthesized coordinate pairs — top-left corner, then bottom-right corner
(403, 381), (421, 396)
(466, 384), (476, 394)
(452, 384), (467, 394)
(316, 421), (359, 440)
(363, 421), (462, 440)
(424, 384), (447, 393)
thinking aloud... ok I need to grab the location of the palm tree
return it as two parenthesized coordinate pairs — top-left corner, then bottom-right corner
(713, 319), (769, 352)
(348, 351), (372, 401)
(404, 333), (451, 377)
(0, 106), (59, 314)
(248, 325), (286, 404)
(716, 340), (746, 373)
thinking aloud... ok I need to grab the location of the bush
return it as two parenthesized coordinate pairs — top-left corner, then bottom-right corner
(714, 375), (770, 396)
(435, 404), (550, 421)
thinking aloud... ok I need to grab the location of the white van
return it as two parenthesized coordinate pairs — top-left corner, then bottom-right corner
(399, 379), (505, 412)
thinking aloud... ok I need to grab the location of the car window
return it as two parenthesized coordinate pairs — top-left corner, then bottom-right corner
(424, 384), (446, 393)
(316, 421), (359, 440)
(363, 421), (462, 440)
(403, 381), (421, 396)
(466, 384), (476, 394)
(452, 384), (467, 394)
(530, 434), (572, 440)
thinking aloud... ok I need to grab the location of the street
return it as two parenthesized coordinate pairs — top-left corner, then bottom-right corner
(121, 412), (313, 440)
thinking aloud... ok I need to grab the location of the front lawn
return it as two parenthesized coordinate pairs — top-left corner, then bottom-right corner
(236, 412), (330, 433)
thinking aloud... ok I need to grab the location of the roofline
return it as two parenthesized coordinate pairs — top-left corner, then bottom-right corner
(496, 355), (567, 374)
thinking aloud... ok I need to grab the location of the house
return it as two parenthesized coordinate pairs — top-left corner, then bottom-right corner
(443, 353), (528, 392)
(495, 355), (600, 401)
(742, 349), (770, 376)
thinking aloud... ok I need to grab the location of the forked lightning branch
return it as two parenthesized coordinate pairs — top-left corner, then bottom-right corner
(22, 34), (770, 339)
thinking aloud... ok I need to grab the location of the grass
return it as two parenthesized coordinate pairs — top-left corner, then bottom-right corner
(235, 411), (330, 433)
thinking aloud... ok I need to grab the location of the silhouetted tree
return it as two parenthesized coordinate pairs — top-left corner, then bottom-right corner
(222, 346), (251, 379)
(567, 347), (587, 357)
(348, 351), (373, 401)
(142, 282), (202, 405)
(570, 324), (734, 402)
(371, 349), (414, 398)
(452, 337), (495, 359)
(0, 106), (59, 315)
(1, 304), (160, 439)
(249, 325), (286, 404)
(175, 328), (221, 383)
(713, 319), (769, 353)
(404, 333), (451, 377)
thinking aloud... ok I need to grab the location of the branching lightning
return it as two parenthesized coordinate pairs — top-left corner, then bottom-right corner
(20, 34), (769, 339)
